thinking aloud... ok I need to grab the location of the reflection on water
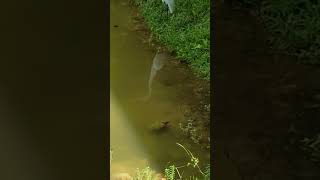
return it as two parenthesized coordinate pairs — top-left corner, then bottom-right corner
(137, 51), (170, 102)
(110, 0), (209, 177)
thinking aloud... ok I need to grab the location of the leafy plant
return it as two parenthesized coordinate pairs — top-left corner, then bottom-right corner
(300, 133), (320, 162)
(165, 165), (176, 180)
(135, 167), (159, 180)
(259, 0), (320, 63)
(110, 143), (210, 180)
(179, 119), (202, 144)
(163, 143), (210, 180)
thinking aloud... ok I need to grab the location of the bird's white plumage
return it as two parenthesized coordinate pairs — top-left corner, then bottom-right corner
(162, 0), (174, 13)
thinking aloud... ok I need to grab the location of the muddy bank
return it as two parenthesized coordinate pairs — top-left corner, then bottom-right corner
(214, 3), (320, 180)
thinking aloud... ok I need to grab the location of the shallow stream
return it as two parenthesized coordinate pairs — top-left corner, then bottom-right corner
(110, 0), (210, 177)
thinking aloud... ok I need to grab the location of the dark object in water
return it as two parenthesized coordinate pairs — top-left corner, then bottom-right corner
(113, 25), (119, 28)
(162, 121), (169, 126)
(149, 121), (170, 133)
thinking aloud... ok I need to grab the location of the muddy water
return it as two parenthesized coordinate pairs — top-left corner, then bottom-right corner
(110, 0), (209, 177)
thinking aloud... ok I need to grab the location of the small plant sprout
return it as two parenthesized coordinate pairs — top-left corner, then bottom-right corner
(164, 143), (210, 180)
(176, 143), (204, 175)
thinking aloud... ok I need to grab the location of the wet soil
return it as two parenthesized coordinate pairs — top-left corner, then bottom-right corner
(214, 2), (320, 180)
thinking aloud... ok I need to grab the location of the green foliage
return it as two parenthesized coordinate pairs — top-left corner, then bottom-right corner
(259, 0), (320, 63)
(161, 143), (211, 180)
(300, 133), (320, 162)
(203, 164), (210, 180)
(110, 143), (210, 180)
(134, 0), (210, 79)
(165, 165), (176, 180)
(179, 119), (202, 144)
(134, 167), (158, 180)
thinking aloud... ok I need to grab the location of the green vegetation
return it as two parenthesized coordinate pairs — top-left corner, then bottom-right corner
(134, 143), (210, 180)
(239, 0), (320, 63)
(300, 133), (320, 162)
(179, 103), (210, 148)
(111, 143), (210, 180)
(179, 119), (203, 145)
(134, 167), (159, 180)
(132, 0), (210, 79)
(260, 0), (320, 63)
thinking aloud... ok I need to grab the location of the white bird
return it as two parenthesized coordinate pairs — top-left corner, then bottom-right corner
(162, 0), (175, 13)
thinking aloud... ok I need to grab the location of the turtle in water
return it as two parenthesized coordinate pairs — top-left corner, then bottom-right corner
(149, 120), (170, 133)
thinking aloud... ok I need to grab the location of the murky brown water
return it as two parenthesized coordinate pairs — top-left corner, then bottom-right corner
(110, 0), (210, 177)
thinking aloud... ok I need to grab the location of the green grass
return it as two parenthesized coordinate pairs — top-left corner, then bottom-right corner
(260, 0), (320, 63)
(111, 143), (210, 180)
(239, 0), (320, 63)
(133, 0), (210, 79)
